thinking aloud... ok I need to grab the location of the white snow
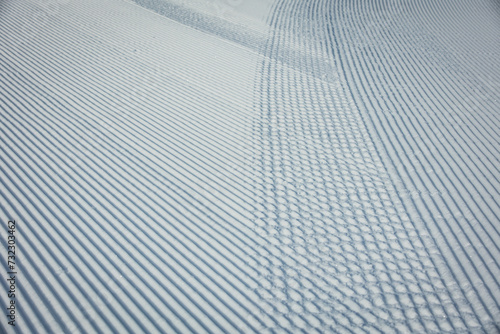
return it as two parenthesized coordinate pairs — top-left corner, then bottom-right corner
(1, 0), (500, 332)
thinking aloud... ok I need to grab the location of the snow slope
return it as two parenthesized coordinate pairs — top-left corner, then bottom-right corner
(1, 0), (499, 332)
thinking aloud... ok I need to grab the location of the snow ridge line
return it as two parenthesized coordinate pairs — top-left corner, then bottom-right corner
(130, 0), (267, 50)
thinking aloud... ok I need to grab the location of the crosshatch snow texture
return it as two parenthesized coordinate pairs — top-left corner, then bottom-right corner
(1, 0), (499, 332)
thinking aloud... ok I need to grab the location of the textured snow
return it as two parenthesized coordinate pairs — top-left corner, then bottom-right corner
(1, 0), (500, 332)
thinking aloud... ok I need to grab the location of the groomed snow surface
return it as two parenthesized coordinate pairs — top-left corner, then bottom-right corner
(1, 0), (500, 332)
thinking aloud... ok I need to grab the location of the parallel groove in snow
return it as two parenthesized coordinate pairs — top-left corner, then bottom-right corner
(1, 0), (499, 332)
(328, 0), (500, 329)
(250, 0), (478, 331)
(1, 0), (278, 332)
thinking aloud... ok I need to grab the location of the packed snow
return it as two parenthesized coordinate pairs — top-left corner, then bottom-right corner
(1, 0), (499, 332)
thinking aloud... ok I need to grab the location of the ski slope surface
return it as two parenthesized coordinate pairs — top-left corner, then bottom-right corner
(1, 0), (500, 332)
